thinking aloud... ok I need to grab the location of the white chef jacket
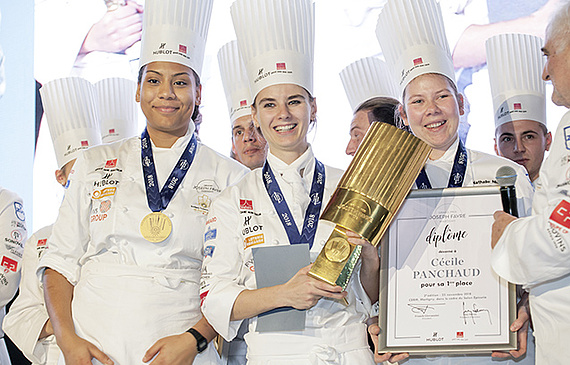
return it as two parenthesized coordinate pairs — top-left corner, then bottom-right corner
(3, 225), (59, 365)
(0, 186), (27, 365)
(405, 138), (535, 364)
(38, 125), (248, 365)
(201, 147), (375, 365)
(492, 110), (570, 365)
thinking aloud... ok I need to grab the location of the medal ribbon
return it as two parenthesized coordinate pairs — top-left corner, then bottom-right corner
(262, 159), (325, 249)
(141, 128), (197, 212)
(416, 139), (468, 189)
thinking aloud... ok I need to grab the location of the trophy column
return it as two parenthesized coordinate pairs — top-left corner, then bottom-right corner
(308, 122), (431, 288)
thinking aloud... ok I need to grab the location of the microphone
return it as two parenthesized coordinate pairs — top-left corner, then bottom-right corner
(495, 166), (519, 217)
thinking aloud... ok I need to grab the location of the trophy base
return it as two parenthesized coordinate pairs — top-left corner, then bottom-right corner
(308, 227), (363, 290)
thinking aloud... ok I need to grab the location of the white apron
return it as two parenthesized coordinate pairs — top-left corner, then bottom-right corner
(62, 261), (219, 365)
(244, 323), (373, 365)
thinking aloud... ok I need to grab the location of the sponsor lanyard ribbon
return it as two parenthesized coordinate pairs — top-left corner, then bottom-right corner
(416, 139), (468, 189)
(141, 128), (197, 212)
(262, 159), (325, 249)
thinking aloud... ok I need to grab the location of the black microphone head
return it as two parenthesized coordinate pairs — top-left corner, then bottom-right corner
(496, 166), (517, 187)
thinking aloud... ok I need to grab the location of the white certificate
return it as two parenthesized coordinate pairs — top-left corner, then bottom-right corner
(378, 186), (516, 354)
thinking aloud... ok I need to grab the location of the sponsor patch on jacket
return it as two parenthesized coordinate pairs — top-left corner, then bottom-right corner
(565, 127), (570, 150)
(194, 180), (221, 194)
(200, 290), (209, 307)
(90, 213), (108, 222)
(105, 159), (118, 168)
(1, 256), (18, 272)
(100, 200), (112, 213)
(240, 199), (253, 210)
(10, 230), (23, 243)
(37, 239), (47, 247)
(204, 228), (217, 242)
(550, 200), (570, 230)
(244, 258), (255, 272)
(191, 194), (211, 215)
(92, 187), (116, 199)
(547, 226), (567, 252)
(13, 202), (25, 221)
(244, 234), (264, 249)
(204, 245), (215, 258)
(206, 217), (217, 225)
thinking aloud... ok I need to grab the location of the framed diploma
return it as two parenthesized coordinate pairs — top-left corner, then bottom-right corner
(378, 186), (517, 354)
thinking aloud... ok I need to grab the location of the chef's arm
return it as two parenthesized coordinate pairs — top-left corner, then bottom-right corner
(43, 268), (113, 365)
(142, 317), (218, 364)
(39, 319), (54, 340)
(346, 231), (379, 302)
(230, 264), (346, 321)
(189, 317), (218, 343)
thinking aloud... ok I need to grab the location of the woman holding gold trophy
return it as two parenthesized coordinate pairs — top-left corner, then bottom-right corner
(200, 0), (378, 364)
(371, 0), (535, 364)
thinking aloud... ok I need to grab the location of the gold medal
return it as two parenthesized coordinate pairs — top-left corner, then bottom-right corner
(324, 237), (351, 263)
(140, 212), (172, 243)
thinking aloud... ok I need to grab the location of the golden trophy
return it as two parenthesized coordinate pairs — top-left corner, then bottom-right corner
(308, 122), (431, 289)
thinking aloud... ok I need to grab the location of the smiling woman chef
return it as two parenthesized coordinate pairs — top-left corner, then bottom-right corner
(37, 1), (247, 364)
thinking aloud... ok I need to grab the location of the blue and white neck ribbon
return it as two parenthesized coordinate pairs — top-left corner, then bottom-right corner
(141, 128), (197, 212)
(416, 139), (468, 189)
(262, 159), (325, 249)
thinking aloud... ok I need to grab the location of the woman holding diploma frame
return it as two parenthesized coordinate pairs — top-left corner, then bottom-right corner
(372, 0), (536, 364)
(200, 0), (378, 364)
(37, 0), (248, 364)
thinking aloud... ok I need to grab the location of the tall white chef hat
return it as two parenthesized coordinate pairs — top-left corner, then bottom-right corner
(41, 77), (102, 169)
(376, 0), (455, 95)
(486, 33), (546, 129)
(231, 0), (315, 100)
(218, 41), (252, 123)
(95, 78), (139, 143)
(139, 0), (214, 76)
(340, 57), (399, 113)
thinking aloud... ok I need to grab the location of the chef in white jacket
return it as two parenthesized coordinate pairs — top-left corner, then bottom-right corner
(0, 186), (27, 365)
(372, 0), (535, 363)
(37, 1), (248, 364)
(218, 40), (267, 172)
(487, 33), (552, 184)
(339, 57), (400, 156)
(3, 76), (131, 365)
(492, 2), (570, 364)
(201, 1), (377, 364)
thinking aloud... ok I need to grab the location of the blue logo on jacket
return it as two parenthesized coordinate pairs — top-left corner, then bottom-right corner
(204, 245), (215, 258)
(204, 228), (217, 242)
(565, 127), (570, 150)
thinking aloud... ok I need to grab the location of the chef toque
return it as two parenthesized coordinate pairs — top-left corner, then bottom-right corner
(486, 33), (546, 129)
(231, 0), (315, 100)
(340, 57), (399, 113)
(376, 0), (455, 95)
(41, 77), (102, 169)
(139, 0), (214, 76)
(218, 40), (252, 123)
(95, 78), (139, 143)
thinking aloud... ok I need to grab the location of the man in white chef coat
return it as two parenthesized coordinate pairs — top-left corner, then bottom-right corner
(492, 2), (570, 365)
